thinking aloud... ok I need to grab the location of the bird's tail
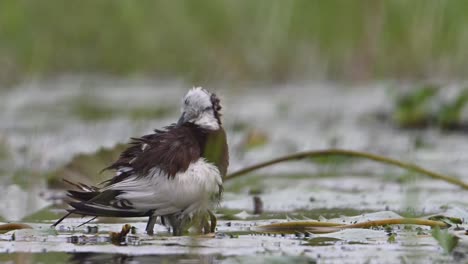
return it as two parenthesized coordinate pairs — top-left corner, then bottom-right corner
(52, 180), (150, 227)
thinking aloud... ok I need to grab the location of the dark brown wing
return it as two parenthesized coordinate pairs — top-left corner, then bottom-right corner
(102, 124), (201, 186)
(52, 124), (203, 226)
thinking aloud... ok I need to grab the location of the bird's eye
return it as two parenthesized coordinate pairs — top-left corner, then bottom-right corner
(203, 106), (211, 112)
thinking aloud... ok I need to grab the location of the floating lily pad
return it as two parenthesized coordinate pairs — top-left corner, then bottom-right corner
(47, 144), (128, 188)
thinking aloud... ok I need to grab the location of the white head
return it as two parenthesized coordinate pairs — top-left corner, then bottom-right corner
(177, 87), (222, 130)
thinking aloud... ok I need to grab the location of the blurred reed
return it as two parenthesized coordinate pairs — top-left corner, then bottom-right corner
(1, 0), (468, 84)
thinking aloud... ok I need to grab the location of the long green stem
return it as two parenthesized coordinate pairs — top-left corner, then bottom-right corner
(0, 223), (32, 233)
(226, 149), (468, 189)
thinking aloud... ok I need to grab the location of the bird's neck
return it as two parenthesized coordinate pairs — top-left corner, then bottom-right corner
(189, 125), (229, 178)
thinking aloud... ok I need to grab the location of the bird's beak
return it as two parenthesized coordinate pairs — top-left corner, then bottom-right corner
(176, 112), (186, 127)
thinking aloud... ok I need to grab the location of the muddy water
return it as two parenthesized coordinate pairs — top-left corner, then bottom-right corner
(0, 78), (467, 263)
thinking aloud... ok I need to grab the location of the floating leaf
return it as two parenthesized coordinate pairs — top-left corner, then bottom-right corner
(47, 144), (128, 188)
(254, 218), (448, 235)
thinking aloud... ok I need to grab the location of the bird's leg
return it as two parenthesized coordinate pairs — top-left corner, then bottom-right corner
(208, 210), (217, 233)
(180, 216), (190, 236)
(167, 214), (180, 236)
(190, 212), (209, 234)
(145, 214), (157, 235)
(202, 214), (210, 234)
(167, 214), (192, 236)
(189, 211), (216, 235)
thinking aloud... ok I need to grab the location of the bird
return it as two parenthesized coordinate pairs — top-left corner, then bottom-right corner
(52, 87), (229, 236)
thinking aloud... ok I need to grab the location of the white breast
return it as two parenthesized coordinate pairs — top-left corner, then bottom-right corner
(108, 158), (222, 216)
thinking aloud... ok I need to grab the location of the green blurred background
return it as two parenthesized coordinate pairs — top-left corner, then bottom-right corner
(1, 0), (468, 85)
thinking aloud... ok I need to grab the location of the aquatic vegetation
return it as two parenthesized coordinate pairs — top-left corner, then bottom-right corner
(226, 149), (468, 189)
(254, 217), (448, 234)
(0, 253), (69, 264)
(387, 232), (397, 243)
(70, 96), (173, 122)
(22, 206), (61, 222)
(241, 129), (269, 150)
(0, 210), (458, 263)
(216, 208), (374, 221)
(428, 215), (463, 226)
(390, 85), (468, 131)
(0, 138), (11, 175)
(0, 138), (8, 160)
(306, 237), (341, 247)
(127, 106), (173, 120)
(0, 223), (32, 234)
(436, 89), (468, 130)
(0, 139), (11, 177)
(432, 227), (460, 254)
(2, 1), (468, 83)
(47, 144), (127, 188)
(392, 84), (438, 128)
(3, 83), (466, 262)
(230, 121), (250, 132)
(10, 169), (41, 188)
